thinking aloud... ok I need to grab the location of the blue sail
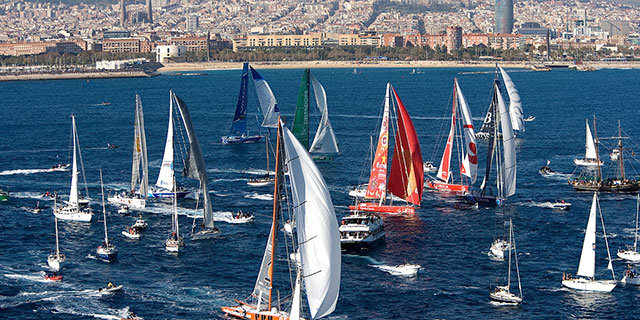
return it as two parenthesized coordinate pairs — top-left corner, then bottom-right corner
(229, 62), (249, 136)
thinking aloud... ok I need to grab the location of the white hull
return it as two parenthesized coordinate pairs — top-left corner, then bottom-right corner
(98, 285), (123, 294)
(122, 230), (141, 239)
(490, 289), (522, 304)
(562, 278), (616, 292)
(47, 255), (64, 271)
(107, 195), (145, 209)
(489, 240), (510, 260)
(165, 238), (183, 252)
(54, 206), (92, 222)
(573, 159), (603, 166)
(622, 275), (640, 285)
(617, 249), (640, 262)
(192, 229), (220, 240)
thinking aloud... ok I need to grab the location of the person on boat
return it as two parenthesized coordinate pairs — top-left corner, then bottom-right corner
(108, 282), (114, 288)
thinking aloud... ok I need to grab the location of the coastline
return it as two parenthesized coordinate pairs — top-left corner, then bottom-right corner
(0, 70), (154, 82)
(157, 60), (640, 72)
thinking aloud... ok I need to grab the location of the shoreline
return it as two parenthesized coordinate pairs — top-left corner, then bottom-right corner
(0, 70), (154, 82)
(157, 60), (640, 72)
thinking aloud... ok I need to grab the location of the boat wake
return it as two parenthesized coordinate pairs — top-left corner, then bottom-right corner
(0, 168), (67, 175)
(371, 264), (422, 276)
(520, 201), (566, 209)
(3, 272), (51, 283)
(244, 192), (273, 201)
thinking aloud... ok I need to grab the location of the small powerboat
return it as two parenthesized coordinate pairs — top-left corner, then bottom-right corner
(41, 191), (59, 200)
(118, 205), (131, 215)
(393, 262), (421, 275)
(231, 211), (255, 223)
(423, 161), (437, 173)
(27, 202), (44, 213)
(121, 311), (143, 320)
(524, 116), (536, 122)
(552, 200), (571, 210)
(44, 273), (63, 281)
(247, 175), (274, 187)
(122, 227), (141, 239)
(107, 143), (119, 149)
(49, 163), (70, 172)
(132, 216), (147, 229)
(622, 265), (640, 285)
(539, 160), (554, 176)
(98, 283), (123, 294)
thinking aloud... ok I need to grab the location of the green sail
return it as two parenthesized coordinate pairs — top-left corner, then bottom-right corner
(292, 69), (310, 149)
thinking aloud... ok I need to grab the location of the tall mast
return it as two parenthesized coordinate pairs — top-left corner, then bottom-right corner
(593, 116), (602, 180)
(54, 216), (60, 256)
(267, 119), (284, 311)
(618, 121), (625, 179)
(635, 193), (639, 251)
(379, 84), (391, 206)
(100, 169), (108, 246)
(507, 219), (512, 291)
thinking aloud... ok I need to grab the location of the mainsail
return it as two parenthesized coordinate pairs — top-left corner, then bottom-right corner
(131, 94), (148, 197)
(282, 124), (341, 319)
(436, 87), (457, 183)
(585, 120), (598, 161)
(250, 66), (280, 128)
(292, 69), (310, 149)
(457, 80), (478, 183)
(156, 91), (175, 192)
(496, 84), (517, 198)
(577, 193), (598, 278)
(228, 62), (250, 137)
(173, 93), (215, 230)
(309, 72), (340, 155)
(365, 84), (391, 200)
(499, 67), (524, 132)
(388, 86), (424, 206)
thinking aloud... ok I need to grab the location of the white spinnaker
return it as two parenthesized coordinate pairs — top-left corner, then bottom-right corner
(499, 67), (524, 132)
(496, 84), (516, 198)
(309, 73), (339, 154)
(250, 67), (280, 128)
(577, 193), (598, 278)
(155, 91), (175, 192)
(282, 126), (340, 319)
(585, 120), (598, 160)
(457, 80), (477, 183)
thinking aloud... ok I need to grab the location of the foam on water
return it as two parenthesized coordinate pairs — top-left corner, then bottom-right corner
(0, 168), (67, 175)
(244, 192), (273, 201)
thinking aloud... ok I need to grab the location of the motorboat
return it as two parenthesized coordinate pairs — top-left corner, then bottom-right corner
(109, 192), (145, 210)
(423, 161), (437, 173)
(392, 262), (421, 275)
(41, 191), (59, 200)
(524, 116), (535, 122)
(44, 273), (63, 281)
(539, 160), (554, 176)
(121, 311), (144, 320)
(122, 228), (141, 239)
(489, 239), (510, 260)
(107, 143), (119, 149)
(118, 205), (131, 215)
(552, 200), (571, 210)
(339, 212), (385, 250)
(98, 283), (123, 294)
(231, 211), (255, 223)
(246, 175), (274, 187)
(49, 163), (70, 172)
(132, 216), (147, 229)
(622, 265), (640, 285)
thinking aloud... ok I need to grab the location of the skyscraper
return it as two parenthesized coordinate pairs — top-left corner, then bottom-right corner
(495, 0), (513, 34)
(146, 0), (153, 23)
(120, 0), (126, 27)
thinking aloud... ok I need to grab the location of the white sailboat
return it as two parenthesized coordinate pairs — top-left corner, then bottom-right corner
(562, 193), (616, 292)
(96, 170), (117, 263)
(499, 66), (524, 134)
(618, 193), (640, 261)
(574, 119), (603, 166)
(47, 208), (65, 270)
(222, 119), (340, 320)
(53, 114), (93, 222)
(149, 91), (190, 199)
(490, 219), (523, 304)
(107, 94), (148, 209)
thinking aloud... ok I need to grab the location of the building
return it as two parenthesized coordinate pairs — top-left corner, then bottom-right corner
(120, 0), (126, 28)
(495, 0), (513, 34)
(601, 21), (630, 37)
(0, 40), (86, 56)
(103, 38), (141, 53)
(186, 14), (199, 32)
(516, 22), (550, 38)
(446, 26), (462, 53)
(146, 0), (153, 24)
(156, 45), (186, 63)
(104, 30), (131, 40)
(170, 36), (207, 52)
(232, 33), (323, 51)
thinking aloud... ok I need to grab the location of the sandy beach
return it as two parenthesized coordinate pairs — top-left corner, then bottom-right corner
(157, 60), (640, 72)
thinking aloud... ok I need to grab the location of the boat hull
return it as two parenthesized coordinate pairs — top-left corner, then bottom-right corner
(570, 180), (640, 193)
(349, 202), (415, 214)
(148, 190), (190, 199)
(192, 229), (220, 240)
(426, 180), (469, 194)
(573, 159), (603, 166)
(54, 206), (93, 222)
(562, 278), (616, 292)
(107, 195), (145, 209)
(221, 305), (299, 320)
(122, 230), (141, 239)
(47, 254), (65, 270)
(489, 290), (522, 304)
(622, 275), (640, 285)
(617, 249), (640, 261)
(221, 135), (263, 144)
(96, 247), (118, 262)
(463, 194), (503, 206)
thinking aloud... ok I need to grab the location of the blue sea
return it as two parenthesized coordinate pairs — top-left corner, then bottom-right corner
(1, 67), (639, 319)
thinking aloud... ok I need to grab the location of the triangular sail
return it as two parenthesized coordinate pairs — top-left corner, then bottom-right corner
(250, 66), (280, 128)
(577, 193), (598, 278)
(496, 84), (517, 198)
(156, 91), (175, 192)
(309, 72), (340, 155)
(436, 88), (456, 183)
(499, 67), (524, 132)
(292, 69), (310, 149)
(69, 115), (79, 205)
(173, 93), (215, 230)
(477, 102), (494, 137)
(457, 80), (478, 183)
(365, 84), (391, 200)
(131, 94), (148, 197)
(228, 62), (250, 136)
(282, 124), (341, 319)
(480, 86), (497, 194)
(388, 86), (424, 206)
(585, 120), (598, 160)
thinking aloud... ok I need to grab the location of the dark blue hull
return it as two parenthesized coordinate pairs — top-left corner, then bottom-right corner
(221, 135), (263, 144)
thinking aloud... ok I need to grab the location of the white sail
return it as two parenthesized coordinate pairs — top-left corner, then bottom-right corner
(577, 193), (598, 278)
(289, 272), (302, 320)
(156, 91), (175, 192)
(309, 73), (340, 155)
(282, 125), (341, 319)
(496, 84), (517, 198)
(69, 116), (79, 205)
(457, 80), (478, 183)
(499, 67), (524, 132)
(585, 120), (598, 160)
(132, 94), (149, 196)
(250, 67), (280, 128)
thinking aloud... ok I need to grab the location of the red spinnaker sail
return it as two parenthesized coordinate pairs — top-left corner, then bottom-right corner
(388, 87), (424, 206)
(365, 85), (391, 200)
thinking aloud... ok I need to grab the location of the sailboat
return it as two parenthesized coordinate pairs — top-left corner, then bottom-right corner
(149, 91), (191, 199)
(618, 193), (640, 261)
(47, 209), (65, 270)
(291, 69), (340, 161)
(464, 77), (516, 206)
(246, 66), (280, 186)
(349, 83), (424, 215)
(573, 119), (603, 166)
(222, 119), (340, 320)
(221, 62), (263, 144)
(476, 66), (524, 139)
(426, 78), (477, 194)
(53, 114), (93, 222)
(562, 193), (616, 292)
(96, 170), (117, 263)
(490, 219), (523, 304)
(170, 92), (220, 239)
(107, 94), (148, 209)
(165, 178), (183, 253)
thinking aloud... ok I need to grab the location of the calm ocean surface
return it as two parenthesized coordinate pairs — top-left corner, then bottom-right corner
(1, 67), (639, 319)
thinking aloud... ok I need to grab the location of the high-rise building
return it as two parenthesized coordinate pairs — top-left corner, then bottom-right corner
(445, 26), (462, 53)
(186, 14), (199, 32)
(146, 0), (153, 23)
(495, 0), (513, 34)
(120, 0), (126, 27)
